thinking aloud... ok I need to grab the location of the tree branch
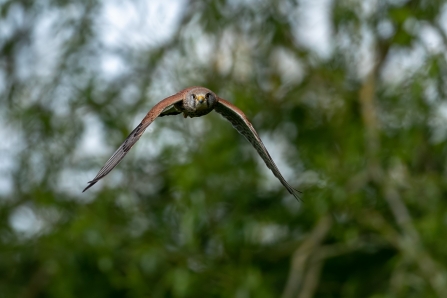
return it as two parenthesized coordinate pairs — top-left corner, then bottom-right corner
(358, 44), (447, 295)
(281, 215), (332, 298)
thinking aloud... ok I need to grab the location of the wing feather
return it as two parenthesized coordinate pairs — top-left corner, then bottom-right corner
(159, 104), (182, 117)
(83, 91), (185, 192)
(214, 98), (301, 200)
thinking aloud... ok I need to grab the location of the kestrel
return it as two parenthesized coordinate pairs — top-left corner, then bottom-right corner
(83, 86), (300, 200)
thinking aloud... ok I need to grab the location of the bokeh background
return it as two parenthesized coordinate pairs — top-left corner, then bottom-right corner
(1, 0), (447, 297)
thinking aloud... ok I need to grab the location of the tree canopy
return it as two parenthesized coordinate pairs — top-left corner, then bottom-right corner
(1, 0), (447, 297)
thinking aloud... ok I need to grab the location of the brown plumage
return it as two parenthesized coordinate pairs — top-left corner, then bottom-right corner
(83, 86), (300, 200)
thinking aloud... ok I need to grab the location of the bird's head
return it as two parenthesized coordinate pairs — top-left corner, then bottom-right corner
(185, 87), (217, 111)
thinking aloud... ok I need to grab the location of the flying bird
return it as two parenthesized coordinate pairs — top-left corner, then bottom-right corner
(83, 86), (300, 200)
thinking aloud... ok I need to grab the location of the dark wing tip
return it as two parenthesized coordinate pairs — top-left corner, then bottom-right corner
(289, 187), (303, 202)
(82, 180), (98, 193)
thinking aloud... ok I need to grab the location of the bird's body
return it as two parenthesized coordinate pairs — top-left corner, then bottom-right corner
(163, 87), (218, 118)
(83, 86), (300, 200)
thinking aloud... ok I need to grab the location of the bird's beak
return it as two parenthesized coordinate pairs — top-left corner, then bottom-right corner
(196, 95), (205, 104)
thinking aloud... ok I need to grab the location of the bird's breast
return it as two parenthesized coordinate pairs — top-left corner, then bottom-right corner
(184, 107), (214, 118)
(176, 101), (215, 118)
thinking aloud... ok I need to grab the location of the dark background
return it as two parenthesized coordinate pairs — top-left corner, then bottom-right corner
(1, 0), (447, 297)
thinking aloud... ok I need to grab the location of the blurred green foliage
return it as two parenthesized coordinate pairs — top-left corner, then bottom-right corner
(1, 0), (447, 297)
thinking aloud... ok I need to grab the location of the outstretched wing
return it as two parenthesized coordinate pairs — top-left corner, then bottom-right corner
(214, 98), (301, 200)
(83, 91), (185, 192)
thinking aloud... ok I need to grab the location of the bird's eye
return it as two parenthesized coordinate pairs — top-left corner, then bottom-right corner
(205, 93), (211, 99)
(191, 94), (196, 100)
